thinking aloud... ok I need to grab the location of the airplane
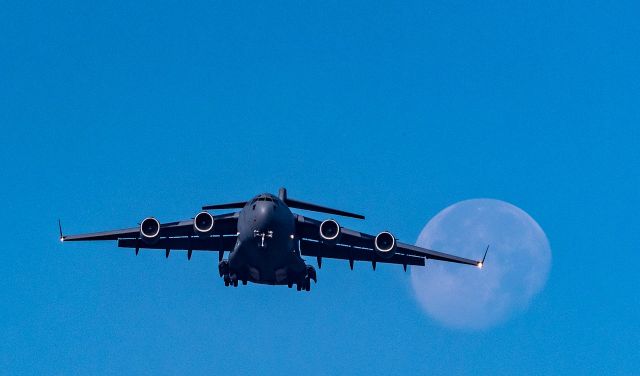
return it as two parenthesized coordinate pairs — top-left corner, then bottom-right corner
(60, 187), (488, 291)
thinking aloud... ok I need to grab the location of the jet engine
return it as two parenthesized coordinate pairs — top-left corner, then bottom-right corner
(374, 231), (397, 258)
(140, 217), (161, 243)
(194, 211), (214, 235)
(319, 219), (341, 244)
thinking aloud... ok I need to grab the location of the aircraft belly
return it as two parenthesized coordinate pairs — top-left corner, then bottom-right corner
(230, 241), (303, 285)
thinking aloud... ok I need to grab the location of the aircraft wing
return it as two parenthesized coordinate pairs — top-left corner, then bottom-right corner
(61, 212), (239, 256)
(295, 215), (486, 269)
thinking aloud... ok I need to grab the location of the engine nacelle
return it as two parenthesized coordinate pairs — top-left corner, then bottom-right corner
(374, 231), (397, 259)
(194, 211), (214, 235)
(140, 217), (161, 243)
(319, 219), (341, 244)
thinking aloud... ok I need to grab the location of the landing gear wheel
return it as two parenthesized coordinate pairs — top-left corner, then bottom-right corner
(306, 265), (317, 283)
(218, 260), (229, 277)
(223, 275), (231, 287)
(228, 274), (238, 287)
(304, 276), (311, 291)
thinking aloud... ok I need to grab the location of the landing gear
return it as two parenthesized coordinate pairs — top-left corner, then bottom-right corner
(223, 273), (239, 287)
(220, 260), (240, 288)
(306, 265), (317, 283)
(295, 277), (311, 291)
(220, 260), (317, 291)
(293, 265), (317, 292)
(218, 260), (229, 278)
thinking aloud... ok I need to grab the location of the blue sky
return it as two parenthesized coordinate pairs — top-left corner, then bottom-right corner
(1, 1), (638, 374)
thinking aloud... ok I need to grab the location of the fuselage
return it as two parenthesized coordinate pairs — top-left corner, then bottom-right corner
(228, 193), (306, 284)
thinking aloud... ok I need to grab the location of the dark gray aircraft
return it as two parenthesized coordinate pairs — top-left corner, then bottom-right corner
(60, 188), (487, 291)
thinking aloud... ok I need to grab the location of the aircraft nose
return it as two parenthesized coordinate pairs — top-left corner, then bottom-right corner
(255, 201), (275, 213)
(253, 202), (276, 230)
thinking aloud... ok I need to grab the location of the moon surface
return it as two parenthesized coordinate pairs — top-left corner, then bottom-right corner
(410, 199), (551, 330)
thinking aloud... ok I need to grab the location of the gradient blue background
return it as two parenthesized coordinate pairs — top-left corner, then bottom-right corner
(1, 1), (638, 374)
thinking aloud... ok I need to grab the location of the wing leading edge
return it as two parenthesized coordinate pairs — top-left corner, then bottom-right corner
(295, 215), (486, 269)
(60, 212), (239, 255)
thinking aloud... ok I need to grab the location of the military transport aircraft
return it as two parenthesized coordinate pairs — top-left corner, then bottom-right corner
(60, 188), (488, 291)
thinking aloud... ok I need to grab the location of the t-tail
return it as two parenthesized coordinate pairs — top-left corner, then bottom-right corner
(202, 187), (365, 220)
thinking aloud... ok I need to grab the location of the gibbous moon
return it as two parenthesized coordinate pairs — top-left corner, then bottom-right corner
(410, 199), (551, 330)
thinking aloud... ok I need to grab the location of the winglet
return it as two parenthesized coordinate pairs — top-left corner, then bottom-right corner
(477, 245), (489, 269)
(58, 219), (65, 242)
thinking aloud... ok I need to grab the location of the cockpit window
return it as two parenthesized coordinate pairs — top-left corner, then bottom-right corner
(249, 195), (278, 206)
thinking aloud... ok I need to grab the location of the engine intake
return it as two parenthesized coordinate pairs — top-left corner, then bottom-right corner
(194, 211), (214, 235)
(374, 231), (396, 258)
(140, 217), (161, 242)
(319, 219), (341, 243)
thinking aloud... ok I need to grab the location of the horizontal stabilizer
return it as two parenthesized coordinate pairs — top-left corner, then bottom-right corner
(285, 198), (365, 220)
(201, 188), (364, 219)
(202, 201), (246, 210)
